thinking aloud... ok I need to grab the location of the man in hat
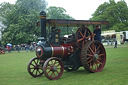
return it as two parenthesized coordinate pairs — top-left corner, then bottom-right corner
(93, 25), (101, 42)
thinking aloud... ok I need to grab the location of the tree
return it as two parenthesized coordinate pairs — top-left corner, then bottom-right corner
(91, 0), (128, 31)
(0, 2), (14, 31)
(46, 6), (75, 36)
(47, 6), (74, 19)
(1, 2), (74, 45)
(1, 0), (47, 45)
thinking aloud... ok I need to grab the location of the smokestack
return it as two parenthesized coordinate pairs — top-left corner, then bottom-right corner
(39, 11), (46, 41)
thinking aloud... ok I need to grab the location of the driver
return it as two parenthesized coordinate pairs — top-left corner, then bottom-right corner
(93, 25), (101, 42)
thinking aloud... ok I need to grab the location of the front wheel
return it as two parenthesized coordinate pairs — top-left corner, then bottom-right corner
(43, 57), (64, 80)
(27, 57), (44, 77)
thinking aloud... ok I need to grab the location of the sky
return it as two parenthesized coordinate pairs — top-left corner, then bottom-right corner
(0, 0), (128, 20)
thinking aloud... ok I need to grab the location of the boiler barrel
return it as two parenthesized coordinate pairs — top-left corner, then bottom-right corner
(36, 44), (74, 59)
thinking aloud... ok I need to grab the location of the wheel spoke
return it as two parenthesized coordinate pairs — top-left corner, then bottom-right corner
(47, 70), (51, 74)
(89, 46), (94, 55)
(77, 38), (83, 42)
(31, 63), (35, 67)
(96, 45), (100, 52)
(94, 63), (98, 71)
(32, 69), (35, 73)
(48, 63), (52, 66)
(56, 70), (60, 74)
(96, 60), (103, 65)
(34, 60), (37, 65)
(88, 49), (93, 55)
(37, 60), (39, 65)
(30, 67), (34, 69)
(96, 63), (99, 69)
(87, 59), (93, 63)
(53, 72), (56, 77)
(54, 60), (57, 65)
(79, 30), (84, 38)
(86, 36), (91, 40)
(87, 54), (93, 57)
(92, 43), (95, 52)
(57, 68), (61, 69)
(46, 67), (52, 70)
(98, 57), (101, 60)
(37, 70), (41, 74)
(36, 70), (38, 76)
(51, 60), (54, 66)
(92, 63), (94, 69)
(84, 29), (87, 37)
(50, 72), (55, 77)
(97, 50), (100, 54)
(82, 41), (85, 47)
(56, 63), (60, 67)
(89, 62), (91, 68)
(98, 53), (104, 57)
(87, 57), (91, 60)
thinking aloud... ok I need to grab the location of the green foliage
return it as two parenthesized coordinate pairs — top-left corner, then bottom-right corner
(0, 0), (46, 45)
(46, 6), (75, 36)
(91, 0), (128, 31)
(46, 6), (74, 19)
(0, 1), (75, 45)
(0, 2), (14, 17)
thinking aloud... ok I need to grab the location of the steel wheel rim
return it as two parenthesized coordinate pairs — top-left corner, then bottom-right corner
(27, 57), (43, 77)
(76, 26), (93, 49)
(81, 41), (106, 73)
(43, 57), (64, 80)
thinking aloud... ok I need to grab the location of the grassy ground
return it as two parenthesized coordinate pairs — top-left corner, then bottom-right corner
(0, 46), (128, 85)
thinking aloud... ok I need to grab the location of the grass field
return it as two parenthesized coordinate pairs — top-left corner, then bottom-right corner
(0, 46), (128, 85)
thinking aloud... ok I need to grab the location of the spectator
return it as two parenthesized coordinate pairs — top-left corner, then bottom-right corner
(16, 45), (20, 52)
(114, 39), (117, 48)
(93, 25), (101, 42)
(7, 45), (11, 53)
(30, 43), (33, 52)
(25, 44), (29, 52)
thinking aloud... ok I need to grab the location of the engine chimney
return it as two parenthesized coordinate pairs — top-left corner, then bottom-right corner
(39, 11), (46, 41)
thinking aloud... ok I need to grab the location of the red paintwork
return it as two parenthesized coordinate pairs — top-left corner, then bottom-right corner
(51, 42), (76, 58)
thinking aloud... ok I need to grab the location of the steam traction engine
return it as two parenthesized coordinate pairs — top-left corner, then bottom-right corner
(27, 11), (109, 80)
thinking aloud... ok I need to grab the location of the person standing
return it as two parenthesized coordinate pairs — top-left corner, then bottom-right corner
(25, 44), (29, 52)
(93, 25), (101, 42)
(114, 39), (117, 48)
(16, 45), (20, 52)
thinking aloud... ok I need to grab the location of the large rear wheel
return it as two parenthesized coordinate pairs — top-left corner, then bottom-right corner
(81, 41), (106, 73)
(76, 26), (93, 49)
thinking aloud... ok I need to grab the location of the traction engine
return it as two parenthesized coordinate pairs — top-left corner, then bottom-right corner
(27, 11), (108, 80)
